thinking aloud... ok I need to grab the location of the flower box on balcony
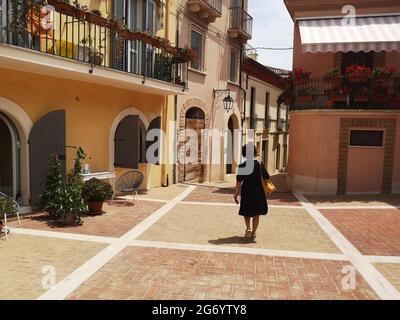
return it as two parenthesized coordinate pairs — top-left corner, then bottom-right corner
(85, 12), (108, 27)
(345, 65), (371, 84)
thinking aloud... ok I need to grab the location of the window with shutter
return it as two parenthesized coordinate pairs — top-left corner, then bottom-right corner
(191, 30), (203, 71)
(112, 0), (128, 71)
(229, 50), (238, 82)
(143, 0), (155, 77)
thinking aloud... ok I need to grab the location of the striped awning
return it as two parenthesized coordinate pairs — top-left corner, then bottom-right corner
(299, 15), (400, 53)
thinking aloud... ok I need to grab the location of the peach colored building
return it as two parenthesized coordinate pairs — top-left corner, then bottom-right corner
(166, 0), (253, 183)
(284, 0), (400, 194)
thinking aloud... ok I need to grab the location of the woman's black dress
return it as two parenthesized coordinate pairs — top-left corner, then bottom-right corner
(237, 160), (270, 217)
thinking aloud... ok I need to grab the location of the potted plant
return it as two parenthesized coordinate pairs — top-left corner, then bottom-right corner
(89, 49), (104, 66)
(0, 196), (17, 234)
(372, 66), (396, 82)
(323, 67), (342, 86)
(40, 149), (87, 225)
(82, 178), (113, 214)
(289, 68), (311, 85)
(175, 46), (198, 64)
(296, 87), (317, 103)
(345, 65), (371, 83)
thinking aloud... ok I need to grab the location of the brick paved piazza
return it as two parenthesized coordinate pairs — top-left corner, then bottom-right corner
(2, 183), (400, 300)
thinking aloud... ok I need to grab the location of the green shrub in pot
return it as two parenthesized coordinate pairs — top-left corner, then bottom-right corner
(82, 178), (113, 213)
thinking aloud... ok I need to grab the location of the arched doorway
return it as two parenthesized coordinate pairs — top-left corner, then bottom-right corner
(0, 112), (21, 199)
(184, 107), (205, 182)
(114, 115), (147, 169)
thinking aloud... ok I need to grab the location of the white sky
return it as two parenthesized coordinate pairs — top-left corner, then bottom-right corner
(248, 0), (294, 70)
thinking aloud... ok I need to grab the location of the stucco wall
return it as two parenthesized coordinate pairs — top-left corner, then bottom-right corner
(289, 110), (400, 194)
(0, 67), (167, 202)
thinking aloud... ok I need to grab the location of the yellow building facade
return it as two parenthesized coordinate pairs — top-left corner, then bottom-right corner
(0, 0), (188, 206)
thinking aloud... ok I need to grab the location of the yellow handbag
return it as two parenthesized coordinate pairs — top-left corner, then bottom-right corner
(259, 164), (277, 195)
(261, 178), (277, 195)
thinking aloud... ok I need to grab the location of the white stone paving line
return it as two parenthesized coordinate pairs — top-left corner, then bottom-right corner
(129, 240), (347, 261)
(179, 201), (304, 209)
(316, 205), (400, 210)
(37, 185), (197, 300)
(9, 227), (115, 244)
(366, 256), (400, 264)
(295, 193), (400, 300)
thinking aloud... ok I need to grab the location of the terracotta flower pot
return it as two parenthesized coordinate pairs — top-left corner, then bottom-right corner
(87, 201), (104, 214)
(86, 12), (108, 27)
(60, 212), (75, 226)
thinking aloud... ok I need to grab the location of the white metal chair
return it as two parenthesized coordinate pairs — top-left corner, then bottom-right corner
(113, 170), (144, 206)
(0, 192), (21, 240)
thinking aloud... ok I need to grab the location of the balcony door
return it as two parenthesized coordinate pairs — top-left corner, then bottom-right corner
(0, 0), (6, 42)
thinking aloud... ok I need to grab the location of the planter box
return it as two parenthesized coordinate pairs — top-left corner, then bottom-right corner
(85, 12), (108, 27)
(353, 95), (369, 103)
(297, 96), (314, 103)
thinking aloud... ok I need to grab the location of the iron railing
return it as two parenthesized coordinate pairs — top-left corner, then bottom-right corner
(0, 0), (188, 88)
(288, 77), (400, 111)
(229, 7), (253, 38)
(204, 0), (222, 14)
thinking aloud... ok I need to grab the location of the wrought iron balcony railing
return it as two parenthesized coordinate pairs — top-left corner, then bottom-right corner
(229, 7), (253, 39)
(284, 77), (400, 111)
(0, 0), (189, 88)
(204, 0), (222, 14)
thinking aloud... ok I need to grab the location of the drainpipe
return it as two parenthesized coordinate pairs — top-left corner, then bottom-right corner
(239, 48), (247, 143)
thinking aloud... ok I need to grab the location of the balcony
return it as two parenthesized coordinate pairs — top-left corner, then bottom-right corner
(0, 0), (189, 94)
(228, 7), (253, 42)
(187, 0), (222, 23)
(282, 77), (400, 111)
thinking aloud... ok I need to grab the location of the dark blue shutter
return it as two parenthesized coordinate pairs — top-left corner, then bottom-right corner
(143, 0), (155, 77)
(29, 110), (66, 205)
(112, 0), (127, 71)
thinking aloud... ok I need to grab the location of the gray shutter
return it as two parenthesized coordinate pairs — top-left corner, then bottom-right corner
(114, 115), (140, 169)
(146, 116), (161, 165)
(112, 0), (127, 71)
(29, 110), (66, 205)
(143, 0), (155, 77)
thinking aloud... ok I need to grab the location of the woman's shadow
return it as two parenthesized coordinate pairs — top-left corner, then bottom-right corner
(208, 236), (255, 245)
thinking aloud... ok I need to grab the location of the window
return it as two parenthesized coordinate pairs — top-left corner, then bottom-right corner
(191, 30), (203, 70)
(230, 50), (238, 82)
(349, 130), (384, 147)
(341, 52), (373, 72)
(264, 92), (270, 129)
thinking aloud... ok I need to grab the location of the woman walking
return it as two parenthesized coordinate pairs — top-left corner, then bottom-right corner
(234, 144), (270, 240)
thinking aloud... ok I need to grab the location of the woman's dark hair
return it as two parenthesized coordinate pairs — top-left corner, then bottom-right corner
(242, 143), (258, 158)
